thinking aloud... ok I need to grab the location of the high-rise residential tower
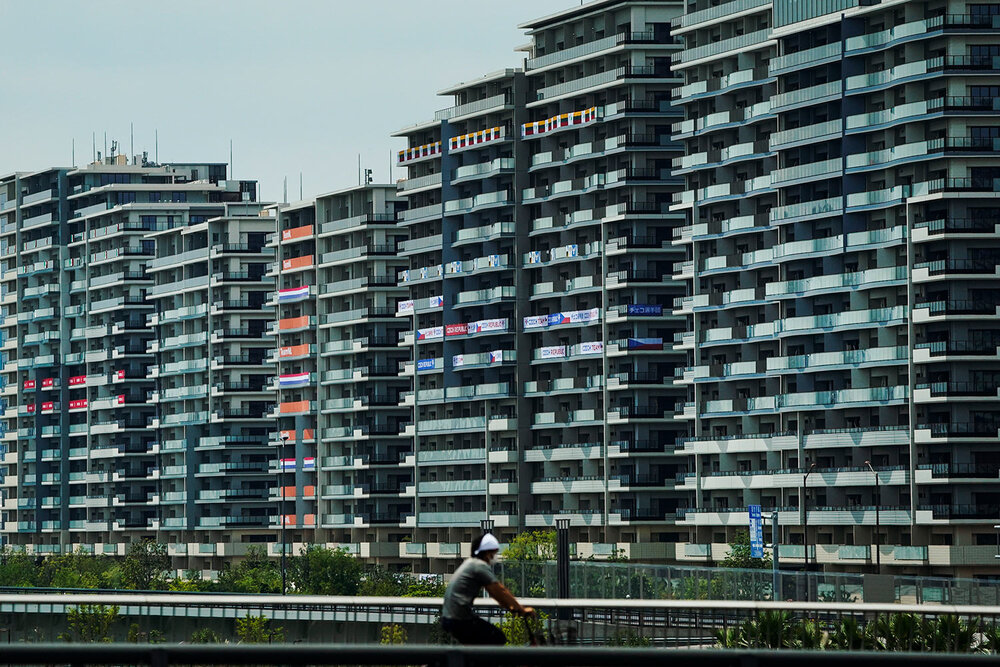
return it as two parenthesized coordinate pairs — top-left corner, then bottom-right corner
(673, 0), (1000, 574)
(0, 160), (275, 568)
(394, 0), (688, 569)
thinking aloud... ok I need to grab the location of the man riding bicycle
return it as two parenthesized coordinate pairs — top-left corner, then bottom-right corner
(441, 533), (535, 645)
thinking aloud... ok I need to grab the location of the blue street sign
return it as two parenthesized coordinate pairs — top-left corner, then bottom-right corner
(749, 504), (764, 559)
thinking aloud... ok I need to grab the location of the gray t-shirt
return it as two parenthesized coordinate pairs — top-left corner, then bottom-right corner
(442, 557), (498, 620)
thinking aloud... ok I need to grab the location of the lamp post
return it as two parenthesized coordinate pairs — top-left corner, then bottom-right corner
(865, 460), (881, 574)
(801, 462), (816, 570)
(279, 432), (290, 596)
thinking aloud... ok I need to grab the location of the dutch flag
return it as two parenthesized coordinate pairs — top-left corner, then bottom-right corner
(279, 372), (310, 387)
(278, 285), (310, 302)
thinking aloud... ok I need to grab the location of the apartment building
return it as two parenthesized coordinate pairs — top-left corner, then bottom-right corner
(672, 0), (1000, 574)
(268, 185), (410, 560)
(393, 0), (688, 568)
(0, 160), (277, 568)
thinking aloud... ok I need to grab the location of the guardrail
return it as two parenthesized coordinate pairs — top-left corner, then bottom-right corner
(6, 594), (1000, 651)
(1, 646), (996, 666)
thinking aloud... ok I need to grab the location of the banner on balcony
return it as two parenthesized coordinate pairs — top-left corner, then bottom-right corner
(488, 254), (502, 267)
(627, 337), (664, 350)
(627, 304), (663, 316)
(400, 269), (411, 283)
(430, 295), (444, 308)
(115, 370), (125, 381)
(41, 402), (54, 413)
(23, 380), (35, 390)
(468, 318), (507, 334)
(452, 354), (465, 368)
(69, 399), (87, 410)
(117, 395), (126, 404)
(445, 323), (468, 337)
(280, 372), (311, 387)
(449, 126), (505, 152)
(280, 458), (297, 471)
(561, 244), (579, 258)
(580, 341), (604, 355)
(489, 350), (504, 363)
(398, 141), (441, 164)
(278, 285), (310, 302)
(279, 344), (310, 358)
(397, 299), (414, 314)
(42, 378), (55, 389)
(522, 106), (601, 137)
(25, 404), (35, 413)
(69, 375), (87, 386)
(416, 326), (443, 341)
(526, 250), (542, 264)
(523, 315), (549, 330)
(538, 345), (567, 359)
(548, 308), (600, 326)
(303, 457), (315, 470)
(417, 358), (437, 371)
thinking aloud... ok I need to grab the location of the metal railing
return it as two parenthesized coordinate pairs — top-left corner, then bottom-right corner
(7, 594), (1000, 654)
(7, 645), (997, 666)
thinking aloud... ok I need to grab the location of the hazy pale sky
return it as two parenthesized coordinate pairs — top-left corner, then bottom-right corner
(0, 0), (573, 202)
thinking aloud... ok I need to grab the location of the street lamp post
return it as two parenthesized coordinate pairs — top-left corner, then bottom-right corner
(865, 460), (881, 574)
(801, 462), (816, 570)
(279, 432), (290, 596)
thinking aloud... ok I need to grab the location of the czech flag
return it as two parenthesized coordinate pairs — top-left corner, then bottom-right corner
(627, 337), (664, 350)
(279, 372), (310, 387)
(279, 285), (310, 302)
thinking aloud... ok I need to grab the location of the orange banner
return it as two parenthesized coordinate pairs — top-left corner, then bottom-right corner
(281, 225), (313, 241)
(279, 400), (311, 414)
(278, 316), (311, 330)
(279, 344), (311, 358)
(281, 255), (312, 271)
(279, 428), (315, 441)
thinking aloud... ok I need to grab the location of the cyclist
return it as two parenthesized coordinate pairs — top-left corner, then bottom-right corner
(441, 533), (535, 645)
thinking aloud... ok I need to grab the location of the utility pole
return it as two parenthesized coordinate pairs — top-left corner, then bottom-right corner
(769, 510), (780, 600)
(866, 460), (881, 574)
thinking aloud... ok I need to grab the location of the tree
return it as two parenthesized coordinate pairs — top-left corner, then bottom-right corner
(235, 614), (284, 644)
(289, 545), (362, 595)
(60, 604), (120, 643)
(0, 548), (38, 587)
(190, 627), (223, 644)
(122, 539), (169, 590)
(501, 530), (557, 597)
(169, 570), (215, 592)
(502, 531), (556, 561)
(217, 546), (281, 594)
(379, 623), (407, 645)
(720, 530), (771, 569)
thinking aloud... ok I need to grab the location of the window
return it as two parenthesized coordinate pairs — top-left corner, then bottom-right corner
(148, 192), (161, 203)
(114, 192), (136, 205)
(171, 192), (187, 203)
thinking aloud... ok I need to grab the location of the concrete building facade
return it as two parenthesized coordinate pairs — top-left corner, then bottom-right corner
(672, 0), (1000, 573)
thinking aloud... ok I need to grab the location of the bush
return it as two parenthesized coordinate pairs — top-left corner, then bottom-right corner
(235, 614), (284, 644)
(60, 604), (120, 643)
(500, 611), (549, 646)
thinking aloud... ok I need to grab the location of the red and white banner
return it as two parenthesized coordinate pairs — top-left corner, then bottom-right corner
(449, 126), (505, 152)
(41, 402), (54, 413)
(69, 399), (88, 411)
(117, 395), (126, 405)
(69, 375), (87, 386)
(25, 404), (35, 413)
(23, 380), (35, 390)
(522, 106), (601, 137)
(397, 141), (441, 165)
(445, 323), (468, 337)
(115, 370), (125, 381)
(41, 378), (55, 389)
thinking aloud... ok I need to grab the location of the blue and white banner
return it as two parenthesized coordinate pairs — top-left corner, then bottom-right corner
(279, 372), (310, 387)
(416, 326), (443, 341)
(579, 341), (604, 355)
(429, 295), (444, 308)
(278, 285), (310, 302)
(627, 304), (663, 316)
(397, 299), (414, 314)
(417, 358), (438, 371)
(749, 505), (764, 559)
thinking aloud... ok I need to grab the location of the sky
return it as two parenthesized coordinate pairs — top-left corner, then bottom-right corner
(0, 0), (573, 203)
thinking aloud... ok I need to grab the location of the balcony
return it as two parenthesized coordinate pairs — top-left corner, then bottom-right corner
(526, 31), (657, 70)
(673, 28), (772, 65)
(535, 65), (673, 102)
